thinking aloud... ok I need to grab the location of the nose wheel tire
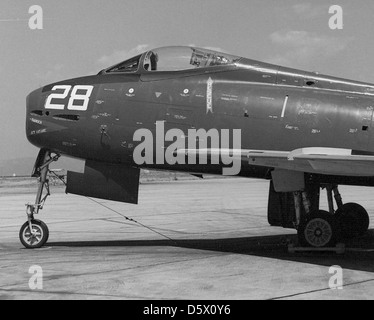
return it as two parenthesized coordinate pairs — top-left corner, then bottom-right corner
(19, 220), (49, 249)
(298, 210), (340, 248)
(335, 203), (370, 239)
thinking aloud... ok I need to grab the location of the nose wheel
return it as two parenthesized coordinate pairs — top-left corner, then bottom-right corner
(19, 220), (49, 249)
(20, 149), (60, 249)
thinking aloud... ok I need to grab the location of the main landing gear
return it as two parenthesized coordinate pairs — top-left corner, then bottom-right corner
(296, 185), (370, 248)
(19, 149), (60, 249)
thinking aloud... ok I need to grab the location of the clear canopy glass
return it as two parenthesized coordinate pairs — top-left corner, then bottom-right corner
(105, 46), (240, 73)
(144, 46), (240, 71)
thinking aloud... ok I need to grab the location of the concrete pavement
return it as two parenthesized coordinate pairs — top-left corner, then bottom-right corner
(0, 178), (373, 300)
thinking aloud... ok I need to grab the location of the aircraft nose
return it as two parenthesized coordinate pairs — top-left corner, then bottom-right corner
(26, 88), (43, 114)
(26, 88), (45, 147)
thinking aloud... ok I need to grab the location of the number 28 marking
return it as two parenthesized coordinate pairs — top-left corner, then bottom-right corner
(45, 85), (94, 111)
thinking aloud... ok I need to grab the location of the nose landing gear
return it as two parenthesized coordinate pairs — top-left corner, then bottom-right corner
(20, 149), (60, 249)
(19, 219), (49, 249)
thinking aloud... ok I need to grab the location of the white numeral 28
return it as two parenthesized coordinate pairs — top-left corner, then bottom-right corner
(45, 85), (94, 111)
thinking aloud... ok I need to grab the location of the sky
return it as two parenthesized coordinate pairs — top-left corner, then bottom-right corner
(1, 0), (374, 162)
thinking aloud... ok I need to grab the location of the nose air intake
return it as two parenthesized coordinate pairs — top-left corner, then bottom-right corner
(26, 88), (43, 114)
(26, 88), (46, 148)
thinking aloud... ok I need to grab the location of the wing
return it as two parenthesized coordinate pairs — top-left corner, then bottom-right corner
(175, 147), (374, 176)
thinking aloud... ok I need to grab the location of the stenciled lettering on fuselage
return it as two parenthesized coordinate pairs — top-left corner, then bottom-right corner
(206, 77), (214, 114)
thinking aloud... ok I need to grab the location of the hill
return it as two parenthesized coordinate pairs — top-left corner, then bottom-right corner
(0, 156), (84, 177)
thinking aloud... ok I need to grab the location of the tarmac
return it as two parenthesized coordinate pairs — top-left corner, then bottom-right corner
(0, 177), (373, 300)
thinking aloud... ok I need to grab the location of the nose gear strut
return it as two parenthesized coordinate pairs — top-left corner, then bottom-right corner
(20, 149), (60, 249)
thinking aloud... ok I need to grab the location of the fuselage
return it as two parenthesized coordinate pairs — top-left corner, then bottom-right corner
(26, 46), (374, 179)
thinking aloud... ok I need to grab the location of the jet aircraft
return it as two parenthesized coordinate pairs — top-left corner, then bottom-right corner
(23, 46), (374, 249)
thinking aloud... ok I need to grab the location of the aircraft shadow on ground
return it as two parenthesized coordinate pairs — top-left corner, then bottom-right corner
(48, 229), (374, 273)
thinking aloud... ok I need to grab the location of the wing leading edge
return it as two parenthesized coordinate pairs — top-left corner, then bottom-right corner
(176, 147), (374, 177)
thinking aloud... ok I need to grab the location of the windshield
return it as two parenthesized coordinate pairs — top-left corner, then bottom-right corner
(143, 46), (240, 72)
(106, 54), (141, 73)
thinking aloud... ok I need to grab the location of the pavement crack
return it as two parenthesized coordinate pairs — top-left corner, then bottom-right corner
(269, 278), (374, 300)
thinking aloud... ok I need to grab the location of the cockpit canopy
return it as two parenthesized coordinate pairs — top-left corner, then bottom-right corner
(104, 46), (240, 74)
